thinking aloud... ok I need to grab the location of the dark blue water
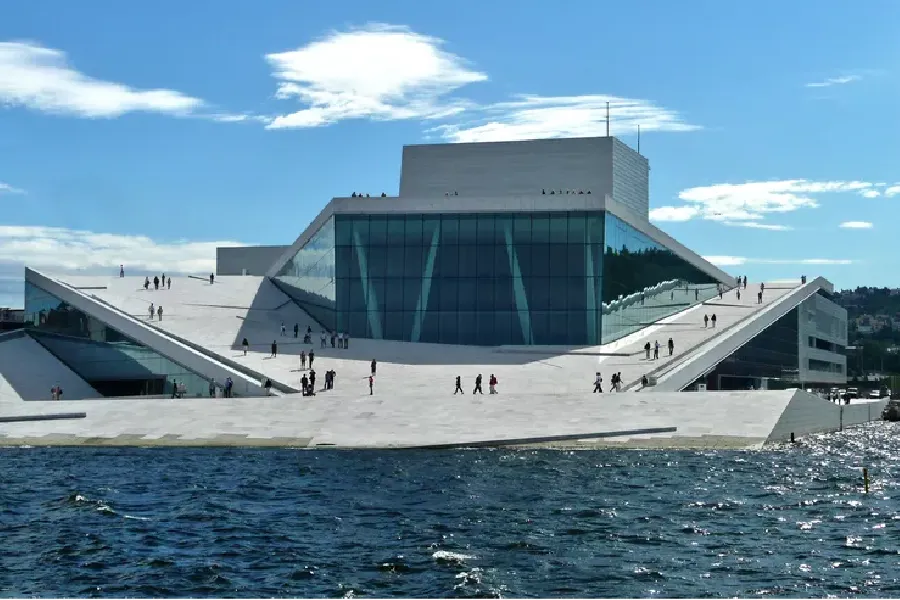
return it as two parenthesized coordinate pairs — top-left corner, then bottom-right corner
(2, 425), (900, 598)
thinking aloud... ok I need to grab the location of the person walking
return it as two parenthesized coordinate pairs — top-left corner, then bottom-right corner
(264, 378), (272, 396)
(653, 340), (660, 360)
(148, 303), (155, 320)
(300, 350), (306, 370)
(644, 341), (651, 359)
(208, 379), (216, 398)
(308, 349), (315, 369)
(454, 376), (463, 394)
(489, 374), (498, 394)
(667, 337), (674, 356)
(225, 377), (233, 398)
(704, 314), (709, 328)
(616, 372), (623, 392)
(167, 277), (171, 289)
(119, 265), (124, 277)
(368, 374), (374, 395)
(157, 305), (163, 321)
(271, 340), (277, 358)
(473, 374), (483, 394)
(242, 337), (249, 355)
(711, 313), (717, 328)
(593, 372), (603, 393)
(370, 359), (377, 376)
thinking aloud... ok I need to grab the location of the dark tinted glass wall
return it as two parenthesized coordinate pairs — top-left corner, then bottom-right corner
(24, 282), (210, 397)
(273, 217), (336, 330)
(602, 213), (720, 342)
(690, 307), (800, 391)
(331, 211), (725, 346)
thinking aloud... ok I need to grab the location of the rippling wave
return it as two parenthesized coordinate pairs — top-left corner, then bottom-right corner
(2, 423), (900, 597)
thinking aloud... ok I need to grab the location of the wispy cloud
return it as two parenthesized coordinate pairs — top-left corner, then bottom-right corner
(0, 182), (25, 195)
(650, 179), (877, 229)
(839, 221), (873, 229)
(0, 41), (264, 123)
(265, 24), (486, 130)
(432, 94), (698, 143)
(0, 225), (240, 273)
(703, 256), (855, 267)
(805, 75), (861, 88)
(885, 185), (900, 198)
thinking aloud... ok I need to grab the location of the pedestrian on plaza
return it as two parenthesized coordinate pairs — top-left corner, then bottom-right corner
(153, 275), (159, 290)
(119, 265), (125, 277)
(149, 303), (155, 320)
(321, 331), (327, 348)
(711, 313), (717, 328)
(593, 372), (603, 393)
(473, 374), (483, 394)
(489, 374), (498, 394)
(370, 359), (377, 376)
(281, 322), (286, 337)
(309, 370), (316, 392)
(653, 340), (660, 360)
(242, 337), (249, 355)
(300, 350), (306, 370)
(167, 277), (171, 289)
(293, 323), (299, 338)
(157, 305), (163, 321)
(264, 378), (272, 395)
(644, 341), (651, 359)
(344, 332), (350, 349)
(209, 379), (216, 398)
(271, 340), (277, 358)
(368, 374), (374, 395)
(668, 337), (674, 356)
(301, 374), (309, 395)
(209, 273), (215, 284)
(704, 314), (709, 328)
(308, 349), (315, 369)
(454, 375), (463, 394)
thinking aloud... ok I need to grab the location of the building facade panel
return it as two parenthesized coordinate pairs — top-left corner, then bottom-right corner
(611, 138), (650, 216)
(25, 282), (210, 397)
(797, 290), (848, 384)
(216, 246), (289, 276)
(399, 138), (615, 199)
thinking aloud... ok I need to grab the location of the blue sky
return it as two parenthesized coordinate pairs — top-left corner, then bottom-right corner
(0, 0), (898, 307)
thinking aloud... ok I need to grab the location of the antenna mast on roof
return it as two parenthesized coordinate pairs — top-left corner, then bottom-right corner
(606, 101), (610, 137)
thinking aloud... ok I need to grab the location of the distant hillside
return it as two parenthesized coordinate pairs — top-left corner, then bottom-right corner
(833, 287), (900, 379)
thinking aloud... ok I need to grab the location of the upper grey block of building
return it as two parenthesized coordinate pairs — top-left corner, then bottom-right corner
(398, 136), (650, 217)
(216, 245), (289, 276)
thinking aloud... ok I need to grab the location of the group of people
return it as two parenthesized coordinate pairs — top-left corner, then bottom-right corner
(143, 274), (171, 290)
(148, 302), (164, 321)
(453, 373), (499, 395)
(208, 377), (235, 398)
(643, 338), (675, 360)
(593, 371), (627, 393)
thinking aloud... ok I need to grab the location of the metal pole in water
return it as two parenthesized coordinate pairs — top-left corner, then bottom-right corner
(790, 432), (795, 444)
(863, 467), (869, 494)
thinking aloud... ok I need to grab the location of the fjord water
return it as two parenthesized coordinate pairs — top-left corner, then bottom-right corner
(2, 425), (900, 598)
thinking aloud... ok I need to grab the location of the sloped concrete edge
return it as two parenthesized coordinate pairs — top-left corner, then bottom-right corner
(766, 390), (887, 444)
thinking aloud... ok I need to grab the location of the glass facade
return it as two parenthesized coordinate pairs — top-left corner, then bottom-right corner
(689, 307), (801, 391)
(273, 216), (337, 330)
(24, 282), (211, 397)
(269, 210), (721, 346)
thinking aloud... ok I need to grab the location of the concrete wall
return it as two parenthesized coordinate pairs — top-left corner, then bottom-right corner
(216, 246), (288, 276)
(797, 292), (848, 385)
(767, 391), (886, 443)
(399, 137), (617, 199)
(26, 269), (265, 396)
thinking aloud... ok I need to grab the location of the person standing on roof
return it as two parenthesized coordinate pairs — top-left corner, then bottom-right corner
(271, 340), (277, 358)
(149, 303), (155, 320)
(153, 276), (159, 290)
(209, 273), (215, 284)
(370, 359), (377, 376)
(368, 374), (374, 395)
(308, 349), (315, 369)
(653, 340), (660, 360)
(157, 305), (163, 321)
(300, 350), (306, 370)
(454, 376), (463, 394)
(704, 314), (709, 328)
(711, 313), (717, 328)
(280, 322), (286, 337)
(293, 323), (299, 338)
(667, 337), (674, 356)
(644, 341), (651, 359)
(167, 277), (171, 289)
(473, 374), (483, 394)
(489, 374), (498, 394)
(242, 337), (249, 355)
(119, 265), (124, 277)
(593, 372), (603, 393)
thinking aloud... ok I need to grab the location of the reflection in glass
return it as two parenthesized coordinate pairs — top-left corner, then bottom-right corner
(328, 211), (725, 346)
(24, 283), (211, 397)
(273, 217), (336, 330)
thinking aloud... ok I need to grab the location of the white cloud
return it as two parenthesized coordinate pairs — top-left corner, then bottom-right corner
(265, 24), (486, 129)
(885, 185), (900, 197)
(433, 94), (698, 143)
(860, 189), (880, 198)
(651, 179), (877, 228)
(703, 255), (855, 267)
(0, 182), (25, 195)
(0, 225), (240, 273)
(0, 41), (203, 118)
(839, 221), (873, 229)
(805, 75), (861, 88)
